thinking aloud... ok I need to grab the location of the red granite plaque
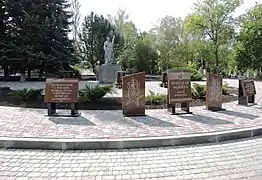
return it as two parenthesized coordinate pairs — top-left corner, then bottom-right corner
(44, 78), (79, 103)
(122, 72), (145, 116)
(206, 72), (224, 110)
(167, 70), (192, 104)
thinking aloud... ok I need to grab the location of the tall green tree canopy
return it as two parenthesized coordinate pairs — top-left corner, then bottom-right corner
(234, 3), (262, 71)
(185, 0), (243, 72)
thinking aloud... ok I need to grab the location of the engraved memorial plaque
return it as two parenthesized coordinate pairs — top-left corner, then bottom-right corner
(122, 72), (145, 116)
(167, 70), (192, 104)
(44, 79), (79, 103)
(206, 72), (224, 111)
(241, 80), (256, 97)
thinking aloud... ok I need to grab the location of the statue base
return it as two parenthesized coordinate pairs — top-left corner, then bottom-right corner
(96, 64), (122, 84)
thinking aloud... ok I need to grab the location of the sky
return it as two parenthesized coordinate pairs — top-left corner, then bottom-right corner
(78, 0), (262, 31)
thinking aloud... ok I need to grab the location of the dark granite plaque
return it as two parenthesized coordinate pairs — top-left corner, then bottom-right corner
(206, 72), (225, 111)
(238, 79), (256, 106)
(44, 78), (80, 117)
(122, 72), (145, 116)
(167, 69), (192, 114)
(44, 79), (79, 103)
(168, 70), (192, 104)
(241, 80), (256, 97)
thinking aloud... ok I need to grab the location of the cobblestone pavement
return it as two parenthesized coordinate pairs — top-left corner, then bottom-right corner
(0, 101), (262, 139)
(0, 80), (261, 139)
(0, 137), (262, 179)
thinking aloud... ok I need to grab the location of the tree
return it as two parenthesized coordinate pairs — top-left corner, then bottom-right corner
(151, 16), (191, 72)
(2, 0), (76, 81)
(113, 9), (138, 70)
(234, 3), (262, 72)
(0, 0), (11, 80)
(71, 0), (81, 42)
(133, 34), (158, 74)
(78, 12), (123, 73)
(185, 0), (243, 73)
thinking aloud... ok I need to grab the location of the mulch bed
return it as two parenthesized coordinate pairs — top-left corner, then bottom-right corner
(0, 87), (238, 110)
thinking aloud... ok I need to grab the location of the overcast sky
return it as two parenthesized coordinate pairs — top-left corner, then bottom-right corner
(78, 0), (261, 31)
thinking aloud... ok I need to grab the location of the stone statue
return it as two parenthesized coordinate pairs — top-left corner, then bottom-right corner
(104, 31), (115, 64)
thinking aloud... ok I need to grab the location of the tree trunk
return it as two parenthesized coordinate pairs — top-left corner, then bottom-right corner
(20, 67), (26, 82)
(91, 63), (96, 74)
(3, 64), (9, 81)
(27, 68), (32, 81)
(215, 46), (219, 74)
(38, 69), (43, 81)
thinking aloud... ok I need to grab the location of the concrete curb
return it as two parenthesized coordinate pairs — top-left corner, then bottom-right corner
(1, 126), (262, 150)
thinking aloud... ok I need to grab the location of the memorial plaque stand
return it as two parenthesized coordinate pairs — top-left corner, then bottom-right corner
(206, 69), (226, 112)
(238, 79), (256, 106)
(45, 78), (81, 117)
(47, 102), (80, 117)
(167, 69), (192, 115)
(167, 102), (192, 115)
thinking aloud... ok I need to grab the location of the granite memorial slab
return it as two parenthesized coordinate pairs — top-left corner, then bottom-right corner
(206, 71), (225, 111)
(44, 78), (80, 117)
(167, 69), (192, 114)
(122, 72), (145, 116)
(238, 79), (256, 106)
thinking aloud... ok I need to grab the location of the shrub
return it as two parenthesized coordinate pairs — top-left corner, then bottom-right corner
(191, 83), (206, 99)
(146, 90), (166, 105)
(13, 88), (43, 100)
(191, 83), (232, 99)
(191, 70), (203, 81)
(80, 85), (113, 102)
(222, 83), (231, 95)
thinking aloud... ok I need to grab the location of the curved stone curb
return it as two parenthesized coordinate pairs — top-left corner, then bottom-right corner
(1, 126), (262, 150)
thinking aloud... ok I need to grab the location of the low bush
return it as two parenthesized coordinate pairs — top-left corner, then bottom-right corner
(13, 88), (43, 100)
(191, 83), (233, 99)
(191, 70), (203, 81)
(191, 83), (206, 99)
(146, 90), (166, 105)
(80, 85), (113, 102)
(222, 82), (231, 95)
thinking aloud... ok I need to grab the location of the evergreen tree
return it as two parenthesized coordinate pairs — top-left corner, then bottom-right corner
(2, 0), (75, 81)
(78, 12), (123, 73)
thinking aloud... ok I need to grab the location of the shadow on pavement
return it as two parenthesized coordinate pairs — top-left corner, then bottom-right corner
(93, 111), (140, 127)
(215, 110), (259, 120)
(129, 115), (179, 127)
(179, 114), (234, 125)
(49, 116), (95, 126)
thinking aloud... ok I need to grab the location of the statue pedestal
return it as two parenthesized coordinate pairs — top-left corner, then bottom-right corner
(97, 64), (122, 84)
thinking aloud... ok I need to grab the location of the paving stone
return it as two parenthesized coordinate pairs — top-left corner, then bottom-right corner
(0, 80), (261, 140)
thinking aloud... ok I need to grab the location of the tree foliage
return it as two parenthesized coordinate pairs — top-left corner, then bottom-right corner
(234, 3), (262, 71)
(77, 12), (124, 73)
(0, 0), (75, 80)
(185, 0), (242, 72)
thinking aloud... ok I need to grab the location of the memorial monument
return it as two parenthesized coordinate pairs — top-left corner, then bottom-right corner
(97, 30), (122, 84)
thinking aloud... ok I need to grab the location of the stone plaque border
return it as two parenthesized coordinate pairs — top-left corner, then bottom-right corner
(238, 79), (257, 106)
(167, 69), (192, 115)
